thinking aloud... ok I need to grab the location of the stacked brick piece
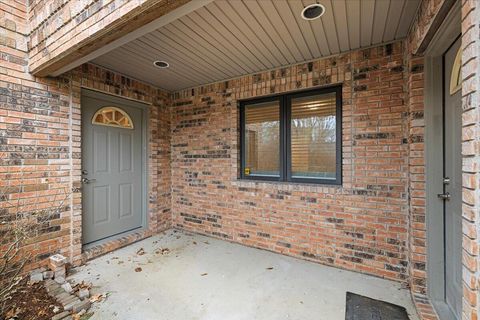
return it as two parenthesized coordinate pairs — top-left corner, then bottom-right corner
(29, 255), (92, 320)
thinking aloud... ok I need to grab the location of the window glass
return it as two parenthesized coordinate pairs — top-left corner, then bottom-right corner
(244, 101), (280, 177)
(290, 93), (337, 179)
(240, 86), (341, 184)
(92, 106), (134, 129)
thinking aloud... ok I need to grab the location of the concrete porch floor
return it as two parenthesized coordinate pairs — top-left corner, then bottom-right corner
(70, 230), (419, 320)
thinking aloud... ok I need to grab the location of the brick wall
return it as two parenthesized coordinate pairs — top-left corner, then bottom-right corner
(405, 2), (430, 312)
(0, 0), (71, 270)
(65, 64), (172, 264)
(1, 0), (172, 268)
(460, 1), (480, 319)
(171, 41), (411, 283)
(27, 0), (188, 76)
(407, 0), (448, 55)
(404, 52), (437, 320)
(2, 0), (478, 319)
(405, 1), (480, 319)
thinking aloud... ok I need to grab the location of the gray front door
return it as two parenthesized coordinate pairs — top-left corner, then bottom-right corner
(442, 37), (462, 319)
(81, 90), (145, 245)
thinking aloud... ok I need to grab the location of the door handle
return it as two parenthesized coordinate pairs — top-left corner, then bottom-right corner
(81, 178), (96, 184)
(437, 192), (451, 201)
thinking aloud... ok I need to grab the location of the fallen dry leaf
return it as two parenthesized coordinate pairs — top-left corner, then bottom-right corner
(155, 248), (170, 255)
(89, 294), (103, 303)
(136, 248), (145, 256)
(6, 308), (21, 318)
(135, 267), (142, 272)
(89, 293), (108, 303)
(75, 281), (92, 291)
(80, 312), (94, 320)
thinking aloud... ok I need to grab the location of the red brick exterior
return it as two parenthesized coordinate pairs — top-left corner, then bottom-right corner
(407, 0), (448, 55)
(1, 1), (172, 268)
(66, 64), (172, 264)
(27, 0), (188, 75)
(171, 42), (411, 282)
(405, 53), (441, 320)
(461, 1), (480, 319)
(1, 0), (479, 319)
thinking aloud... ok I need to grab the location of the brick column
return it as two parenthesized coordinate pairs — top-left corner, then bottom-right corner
(461, 1), (480, 319)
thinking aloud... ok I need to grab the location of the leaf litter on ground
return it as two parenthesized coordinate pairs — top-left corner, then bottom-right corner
(154, 248), (170, 255)
(89, 292), (110, 303)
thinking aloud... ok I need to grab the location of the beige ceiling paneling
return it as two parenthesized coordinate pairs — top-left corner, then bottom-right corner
(383, 0), (405, 41)
(346, 0), (361, 49)
(228, 1), (289, 65)
(360, 0), (375, 47)
(273, 0), (315, 60)
(242, 0), (298, 64)
(331, 0), (350, 52)
(257, 0), (305, 61)
(302, 0), (331, 56)
(150, 29), (234, 78)
(215, 1), (282, 66)
(320, 0), (341, 54)
(397, 0), (421, 38)
(92, 0), (421, 91)
(167, 19), (249, 74)
(287, 1), (322, 58)
(189, 8), (264, 71)
(372, 0), (391, 44)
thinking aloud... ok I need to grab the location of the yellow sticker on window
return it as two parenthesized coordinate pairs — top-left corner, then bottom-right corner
(244, 168), (250, 175)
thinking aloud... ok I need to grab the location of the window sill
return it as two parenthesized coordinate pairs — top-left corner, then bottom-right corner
(232, 178), (343, 193)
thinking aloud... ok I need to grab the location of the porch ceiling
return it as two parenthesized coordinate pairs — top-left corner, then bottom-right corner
(92, 0), (420, 91)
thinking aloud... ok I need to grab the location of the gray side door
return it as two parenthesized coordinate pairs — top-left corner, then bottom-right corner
(443, 38), (462, 319)
(81, 90), (145, 245)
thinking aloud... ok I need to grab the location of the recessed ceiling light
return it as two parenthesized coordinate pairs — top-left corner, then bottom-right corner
(301, 3), (325, 21)
(153, 60), (169, 68)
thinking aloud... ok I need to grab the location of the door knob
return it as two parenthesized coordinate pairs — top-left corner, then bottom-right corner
(81, 178), (96, 184)
(437, 192), (451, 201)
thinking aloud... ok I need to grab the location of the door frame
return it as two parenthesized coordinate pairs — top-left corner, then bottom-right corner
(423, 2), (461, 319)
(80, 88), (150, 246)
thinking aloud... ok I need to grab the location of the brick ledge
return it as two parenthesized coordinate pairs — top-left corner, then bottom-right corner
(412, 293), (439, 320)
(82, 229), (154, 262)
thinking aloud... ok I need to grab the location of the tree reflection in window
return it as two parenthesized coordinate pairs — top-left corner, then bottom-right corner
(290, 93), (336, 179)
(92, 107), (134, 129)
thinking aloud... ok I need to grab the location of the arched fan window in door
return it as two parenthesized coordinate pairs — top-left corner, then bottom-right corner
(450, 48), (462, 95)
(92, 106), (134, 129)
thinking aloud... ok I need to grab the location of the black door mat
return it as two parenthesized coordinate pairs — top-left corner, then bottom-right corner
(345, 292), (410, 320)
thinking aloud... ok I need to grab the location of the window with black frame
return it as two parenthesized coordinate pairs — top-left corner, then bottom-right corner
(240, 86), (342, 185)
